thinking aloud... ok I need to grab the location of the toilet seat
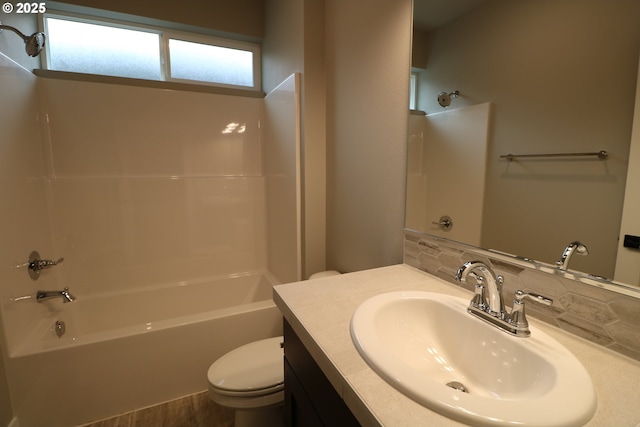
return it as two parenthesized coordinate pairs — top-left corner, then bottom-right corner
(308, 270), (341, 280)
(207, 336), (284, 398)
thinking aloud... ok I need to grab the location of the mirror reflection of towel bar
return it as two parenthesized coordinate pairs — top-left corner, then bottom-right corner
(500, 150), (608, 161)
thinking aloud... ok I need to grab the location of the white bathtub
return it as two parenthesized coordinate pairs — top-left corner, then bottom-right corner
(5, 271), (283, 427)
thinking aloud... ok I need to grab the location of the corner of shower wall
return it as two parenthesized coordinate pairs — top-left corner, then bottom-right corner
(406, 104), (491, 247)
(264, 73), (302, 284)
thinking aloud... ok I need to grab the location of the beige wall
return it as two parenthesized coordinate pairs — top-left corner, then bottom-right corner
(263, 0), (302, 93)
(0, 11), (40, 69)
(1, 0), (264, 69)
(53, 0), (264, 39)
(415, 0), (640, 278)
(263, 0), (327, 279)
(325, 0), (412, 272)
(615, 55), (640, 285)
(300, 1), (327, 278)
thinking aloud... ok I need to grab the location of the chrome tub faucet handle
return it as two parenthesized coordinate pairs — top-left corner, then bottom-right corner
(27, 250), (64, 280)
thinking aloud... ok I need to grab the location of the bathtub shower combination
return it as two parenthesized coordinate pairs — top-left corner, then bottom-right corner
(1, 46), (301, 427)
(8, 272), (283, 427)
(15, 272), (279, 357)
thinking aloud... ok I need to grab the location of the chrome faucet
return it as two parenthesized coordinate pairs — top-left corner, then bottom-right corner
(455, 261), (552, 337)
(36, 287), (76, 303)
(454, 261), (505, 316)
(555, 241), (589, 270)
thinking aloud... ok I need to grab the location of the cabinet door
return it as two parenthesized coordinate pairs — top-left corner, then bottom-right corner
(284, 358), (324, 427)
(283, 320), (361, 427)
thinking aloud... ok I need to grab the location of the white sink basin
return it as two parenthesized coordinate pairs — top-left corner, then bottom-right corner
(350, 291), (596, 427)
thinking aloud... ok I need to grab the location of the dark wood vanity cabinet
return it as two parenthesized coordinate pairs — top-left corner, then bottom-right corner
(283, 320), (361, 427)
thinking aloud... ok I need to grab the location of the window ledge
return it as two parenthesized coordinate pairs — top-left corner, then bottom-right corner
(33, 69), (266, 98)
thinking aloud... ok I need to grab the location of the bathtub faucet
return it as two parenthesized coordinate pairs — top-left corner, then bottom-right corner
(36, 287), (76, 303)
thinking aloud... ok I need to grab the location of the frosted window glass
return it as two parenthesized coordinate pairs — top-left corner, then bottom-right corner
(169, 39), (254, 87)
(409, 73), (417, 109)
(46, 18), (162, 80)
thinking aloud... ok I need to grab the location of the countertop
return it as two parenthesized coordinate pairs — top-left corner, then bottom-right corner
(273, 264), (640, 427)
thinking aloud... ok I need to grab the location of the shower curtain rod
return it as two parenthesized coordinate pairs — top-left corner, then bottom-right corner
(500, 150), (608, 161)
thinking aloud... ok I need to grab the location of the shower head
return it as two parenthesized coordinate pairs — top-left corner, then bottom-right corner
(0, 23), (46, 57)
(437, 90), (460, 108)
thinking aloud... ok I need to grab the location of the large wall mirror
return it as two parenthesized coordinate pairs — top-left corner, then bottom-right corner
(407, 0), (640, 290)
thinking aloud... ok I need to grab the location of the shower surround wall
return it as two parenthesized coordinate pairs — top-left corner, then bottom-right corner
(0, 53), (51, 427)
(0, 76), (269, 355)
(0, 52), (300, 425)
(40, 77), (267, 293)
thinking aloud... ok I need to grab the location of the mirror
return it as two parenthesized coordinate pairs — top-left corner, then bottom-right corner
(408, 0), (640, 288)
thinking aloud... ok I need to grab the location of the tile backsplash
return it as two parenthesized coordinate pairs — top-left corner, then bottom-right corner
(404, 229), (640, 361)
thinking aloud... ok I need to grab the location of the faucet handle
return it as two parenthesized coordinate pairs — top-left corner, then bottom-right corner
(27, 251), (64, 280)
(515, 290), (553, 306)
(508, 290), (553, 336)
(470, 283), (486, 309)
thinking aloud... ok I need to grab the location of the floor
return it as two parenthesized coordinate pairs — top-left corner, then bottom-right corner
(79, 391), (234, 427)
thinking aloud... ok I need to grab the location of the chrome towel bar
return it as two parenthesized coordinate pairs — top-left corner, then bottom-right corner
(500, 150), (608, 161)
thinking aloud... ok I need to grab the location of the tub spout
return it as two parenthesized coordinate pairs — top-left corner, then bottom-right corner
(36, 287), (76, 303)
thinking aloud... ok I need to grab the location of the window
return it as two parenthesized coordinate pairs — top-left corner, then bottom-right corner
(42, 13), (261, 91)
(409, 71), (418, 110)
(168, 39), (254, 87)
(45, 17), (163, 81)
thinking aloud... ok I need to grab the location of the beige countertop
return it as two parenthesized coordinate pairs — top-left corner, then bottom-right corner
(273, 264), (640, 427)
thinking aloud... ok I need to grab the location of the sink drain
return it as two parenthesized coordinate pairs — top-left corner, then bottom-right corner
(446, 381), (469, 393)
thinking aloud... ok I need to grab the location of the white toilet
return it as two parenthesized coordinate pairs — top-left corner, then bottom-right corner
(206, 270), (341, 427)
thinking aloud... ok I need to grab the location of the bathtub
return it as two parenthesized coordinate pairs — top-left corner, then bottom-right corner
(4, 271), (283, 427)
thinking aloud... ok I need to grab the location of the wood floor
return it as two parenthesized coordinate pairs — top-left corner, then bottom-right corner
(78, 391), (234, 427)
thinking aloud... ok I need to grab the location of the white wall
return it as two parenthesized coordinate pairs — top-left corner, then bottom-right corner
(0, 15), (43, 426)
(407, 104), (492, 246)
(325, 0), (413, 272)
(36, 78), (268, 301)
(265, 73), (302, 283)
(0, 74), (296, 358)
(0, 53), (52, 427)
(0, 71), (300, 426)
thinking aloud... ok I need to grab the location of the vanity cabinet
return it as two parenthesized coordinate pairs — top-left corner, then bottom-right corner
(283, 320), (361, 427)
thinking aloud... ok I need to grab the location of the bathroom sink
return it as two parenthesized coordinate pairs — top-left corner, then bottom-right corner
(350, 291), (596, 427)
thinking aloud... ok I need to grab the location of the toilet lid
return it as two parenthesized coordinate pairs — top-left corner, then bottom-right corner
(208, 336), (284, 392)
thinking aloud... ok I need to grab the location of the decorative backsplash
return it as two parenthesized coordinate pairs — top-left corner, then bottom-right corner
(404, 229), (640, 362)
